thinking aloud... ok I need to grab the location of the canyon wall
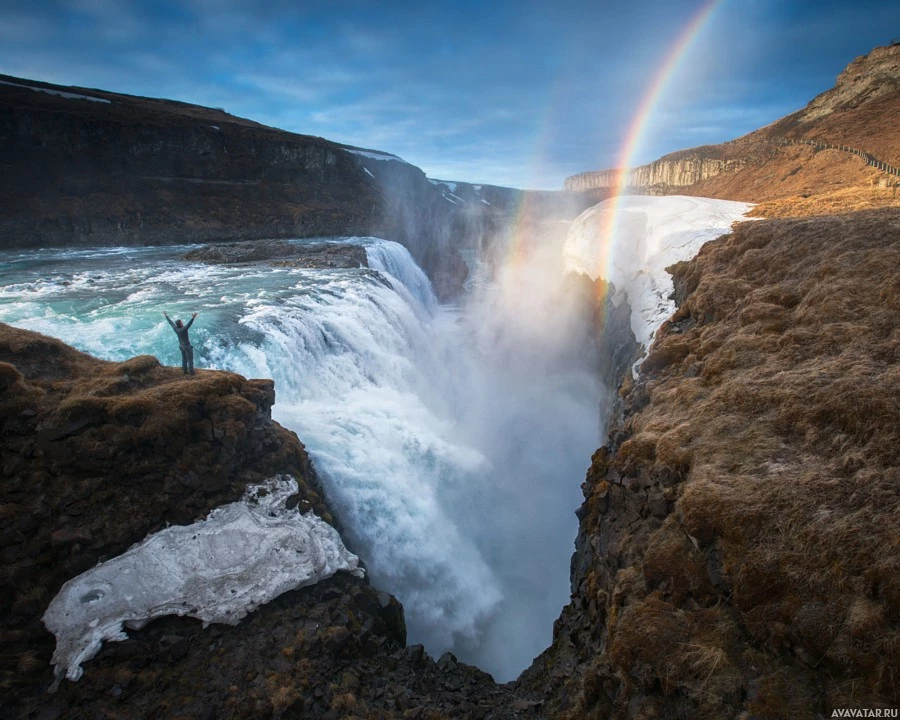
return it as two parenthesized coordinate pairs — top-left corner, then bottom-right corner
(522, 208), (900, 719)
(565, 151), (748, 192)
(0, 80), (379, 246)
(0, 74), (596, 300)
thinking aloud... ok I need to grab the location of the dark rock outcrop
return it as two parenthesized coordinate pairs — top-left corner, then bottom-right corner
(0, 75), (379, 248)
(183, 239), (369, 269)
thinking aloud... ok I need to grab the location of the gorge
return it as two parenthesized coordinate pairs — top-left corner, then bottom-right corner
(2, 42), (899, 720)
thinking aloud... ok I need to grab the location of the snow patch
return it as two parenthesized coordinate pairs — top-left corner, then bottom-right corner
(43, 476), (363, 687)
(429, 179), (458, 192)
(564, 195), (752, 357)
(343, 148), (409, 164)
(0, 79), (111, 104)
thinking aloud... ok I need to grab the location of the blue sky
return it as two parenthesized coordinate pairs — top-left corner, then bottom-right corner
(1, 0), (898, 189)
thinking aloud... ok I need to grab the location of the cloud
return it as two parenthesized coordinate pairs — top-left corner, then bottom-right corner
(1, 0), (898, 189)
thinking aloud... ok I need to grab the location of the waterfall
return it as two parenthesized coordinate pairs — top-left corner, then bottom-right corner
(0, 235), (603, 682)
(363, 238), (437, 312)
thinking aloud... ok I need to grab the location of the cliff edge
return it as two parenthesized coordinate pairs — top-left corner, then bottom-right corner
(522, 208), (900, 718)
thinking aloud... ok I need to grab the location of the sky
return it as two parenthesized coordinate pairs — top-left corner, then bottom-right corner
(0, 0), (898, 189)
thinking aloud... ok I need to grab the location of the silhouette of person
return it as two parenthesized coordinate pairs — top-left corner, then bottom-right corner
(164, 311), (198, 375)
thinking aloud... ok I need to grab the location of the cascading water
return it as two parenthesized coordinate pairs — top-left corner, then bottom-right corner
(0, 235), (605, 682)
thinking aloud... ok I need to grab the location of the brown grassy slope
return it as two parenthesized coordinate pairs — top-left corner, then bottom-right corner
(532, 209), (900, 719)
(773, 44), (900, 162)
(676, 45), (900, 212)
(677, 135), (900, 217)
(0, 324), (322, 705)
(686, 143), (886, 200)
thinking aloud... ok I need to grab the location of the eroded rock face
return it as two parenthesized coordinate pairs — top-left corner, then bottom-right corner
(800, 43), (900, 121)
(43, 476), (364, 686)
(565, 153), (748, 191)
(36, 572), (537, 720)
(0, 75), (380, 251)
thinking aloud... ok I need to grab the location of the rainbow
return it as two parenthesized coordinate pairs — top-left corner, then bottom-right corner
(594, 0), (723, 280)
(501, 0), (724, 292)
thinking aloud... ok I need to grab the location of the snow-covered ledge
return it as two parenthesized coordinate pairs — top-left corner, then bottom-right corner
(43, 475), (364, 687)
(564, 195), (753, 357)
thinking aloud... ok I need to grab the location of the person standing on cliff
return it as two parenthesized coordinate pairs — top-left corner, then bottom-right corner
(164, 311), (198, 375)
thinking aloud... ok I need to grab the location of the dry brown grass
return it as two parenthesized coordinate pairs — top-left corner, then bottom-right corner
(0, 324), (272, 451)
(0, 322), (329, 713)
(590, 208), (900, 716)
(681, 144), (886, 203)
(749, 183), (900, 219)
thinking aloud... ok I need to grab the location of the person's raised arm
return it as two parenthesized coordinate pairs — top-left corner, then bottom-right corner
(184, 312), (198, 330)
(163, 311), (176, 329)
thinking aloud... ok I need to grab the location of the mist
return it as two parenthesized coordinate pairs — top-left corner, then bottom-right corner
(433, 227), (605, 679)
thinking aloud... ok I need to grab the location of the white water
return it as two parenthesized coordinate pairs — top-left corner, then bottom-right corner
(0, 236), (602, 682)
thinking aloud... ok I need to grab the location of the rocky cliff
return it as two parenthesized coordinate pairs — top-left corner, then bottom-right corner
(341, 154), (601, 299)
(564, 44), (900, 211)
(0, 74), (596, 301)
(522, 208), (900, 718)
(0, 76), (381, 247)
(796, 43), (900, 124)
(565, 149), (750, 193)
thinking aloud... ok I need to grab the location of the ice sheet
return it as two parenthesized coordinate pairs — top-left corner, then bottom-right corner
(43, 476), (363, 686)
